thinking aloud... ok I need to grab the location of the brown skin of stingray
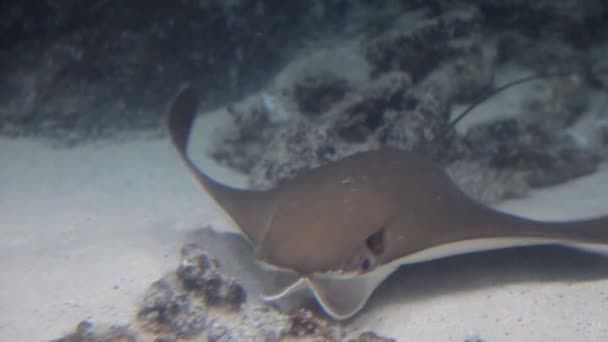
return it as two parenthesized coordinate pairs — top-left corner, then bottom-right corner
(168, 84), (608, 278)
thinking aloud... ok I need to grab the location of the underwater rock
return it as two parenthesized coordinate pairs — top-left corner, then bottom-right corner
(495, 31), (590, 76)
(175, 244), (247, 309)
(201, 1), (607, 204)
(213, 106), (278, 173)
(282, 308), (343, 340)
(202, 276), (247, 309)
(446, 160), (529, 204)
(153, 336), (177, 342)
(240, 71), (420, 189)
(206, 322), (231, 342)
(464, 118), (601, 187)
(279, 308), (397, 342)
(246, 118), (337, 190)
(330, 71), (414, 144)
(51, 227), (397, 341)
(474, 0), (606, 49)
(137, 240), (314, 340)
(137, 246), (247, 338)
(363, 45), (496, 163)
(0, 0), (366, 145)
(364, 5), (483, 80)
(353, 331), (397, 342)
(137, 278), (208, 338)
(50, 320), (138, 342)
(292, 72), (351, 117)
(2, 0), (607, 146)
(176, 243), (219, 290)
(214, 46), (497, 193)
(211, 34), (602, 203)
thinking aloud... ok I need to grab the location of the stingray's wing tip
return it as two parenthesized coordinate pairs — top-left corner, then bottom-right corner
(260, 276), (361, 320)
(167, 83), (199, 153)
(311, 289), (366, 321)
(305, 269), (398, 320)
(260, 277), (306, 301)
(323, 307), (359, 320)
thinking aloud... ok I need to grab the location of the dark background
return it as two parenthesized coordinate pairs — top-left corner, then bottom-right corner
(0, 0), (606, 144)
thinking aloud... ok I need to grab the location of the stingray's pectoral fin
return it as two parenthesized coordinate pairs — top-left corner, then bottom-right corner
(261, 273), (306, 300)
(305, 275), (381, 320)
(262, 278), (306, 302)
(564, 241), (608, 257)
(305, 265), (399, 320)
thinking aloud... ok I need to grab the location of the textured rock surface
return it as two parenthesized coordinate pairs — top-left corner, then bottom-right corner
(2, 1), (607, 198)
(1, 0), (607, 146)
(50, 229), (397, 341)
(49, 320), (138, 342)
(202, 2), (608, 204)
(0, 0), (386, 144)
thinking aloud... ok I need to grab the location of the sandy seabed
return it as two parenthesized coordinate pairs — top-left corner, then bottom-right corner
(1, 118), (608, 341)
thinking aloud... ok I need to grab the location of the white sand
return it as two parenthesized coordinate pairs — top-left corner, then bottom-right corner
(1, 117), (607, 340)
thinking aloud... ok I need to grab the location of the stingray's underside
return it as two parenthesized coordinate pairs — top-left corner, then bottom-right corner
(262, 236), (608, 320)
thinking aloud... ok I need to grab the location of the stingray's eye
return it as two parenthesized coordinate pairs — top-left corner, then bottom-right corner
(366, 229), (385, 256)
(361, 257), (374, 272)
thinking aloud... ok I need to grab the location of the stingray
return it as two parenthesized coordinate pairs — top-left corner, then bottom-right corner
(167, 83), (608, 320)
